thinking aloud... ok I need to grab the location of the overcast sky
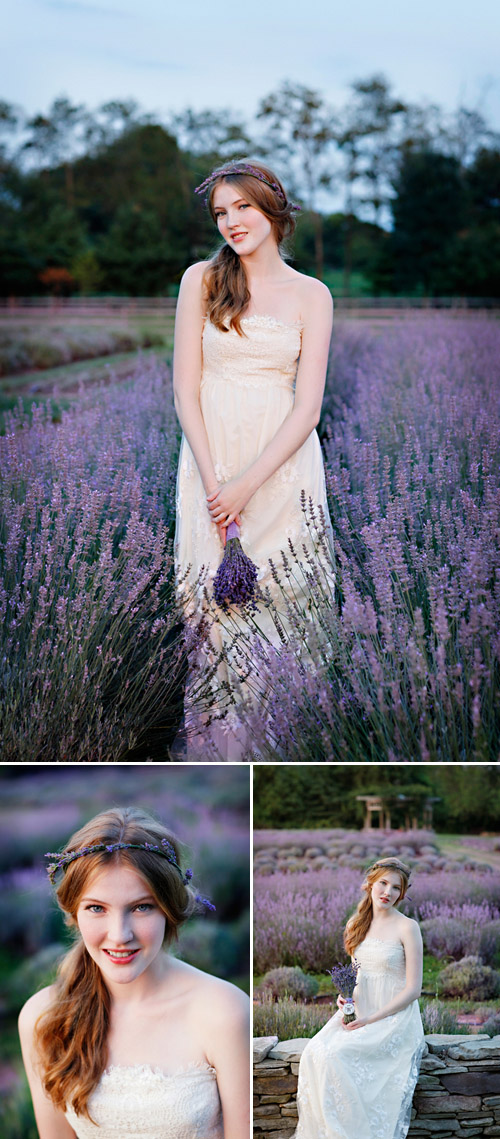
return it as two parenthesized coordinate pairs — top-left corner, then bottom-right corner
(4, 0), (500, 131)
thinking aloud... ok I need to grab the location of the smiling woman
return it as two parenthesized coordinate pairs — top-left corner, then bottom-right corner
(18, 807), (250, 1139)
(173, 158), (336, 759)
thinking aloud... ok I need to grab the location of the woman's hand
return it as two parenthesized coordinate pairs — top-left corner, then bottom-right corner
(336, 995), (346, 1011)
(206, 475), (251, 529)
(342, 1016), (368, 1032)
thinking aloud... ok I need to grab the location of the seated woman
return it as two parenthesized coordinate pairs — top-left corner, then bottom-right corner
(295, 857), (425, 1139)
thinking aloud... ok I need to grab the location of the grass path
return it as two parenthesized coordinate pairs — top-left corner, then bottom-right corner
(0, 346), (172, 428)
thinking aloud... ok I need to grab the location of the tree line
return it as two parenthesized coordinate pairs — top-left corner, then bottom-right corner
(253, 765), (500, 834)
(1, 78), (499, 298)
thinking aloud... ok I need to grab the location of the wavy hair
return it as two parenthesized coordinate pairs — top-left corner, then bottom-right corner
(202, 159), (297, 336)
(344, 857), (411, 957)
(33, 807), (197, 1120)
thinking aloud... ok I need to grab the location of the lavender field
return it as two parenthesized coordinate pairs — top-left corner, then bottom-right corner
(1, 315), (499, 760)
(253, 827), (500, 974)
(253, 827), (500, 1041)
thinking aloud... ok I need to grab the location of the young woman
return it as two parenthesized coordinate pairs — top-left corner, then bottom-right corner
(173, 159), (335, 759)
(18, 807), (250, 1139)
(295, 858), (425, 1139)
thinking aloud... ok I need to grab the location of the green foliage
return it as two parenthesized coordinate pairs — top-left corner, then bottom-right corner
(260, 967), (319, 1001)
(437, 956), (500, 1001)
(6, 944), (63, 1012)
(420, 999), (471, 1035)
(253, 992), (333, 1039)
(482, 1011), (500, 1036)
(0, 1079), (38, 1139)
(253, 765), (500, 832)
(478, 921), (500, 969)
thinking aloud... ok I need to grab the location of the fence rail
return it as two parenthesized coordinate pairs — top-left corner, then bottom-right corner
(1, 295), (499, 313)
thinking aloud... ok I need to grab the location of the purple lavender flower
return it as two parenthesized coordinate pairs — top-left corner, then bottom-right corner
(213, 522), (258, 611)
(327, 959), (360, 1024)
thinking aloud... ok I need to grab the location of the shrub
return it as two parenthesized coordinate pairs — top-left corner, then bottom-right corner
(253, 993), (333, 1040)
(420, 906), (499, 960)
(7, 943), (64, 1012)
(421, 918), (469, 960)
(260, 967), (319, 1001)
(482, 1011), (500, 1037)
(0, 359), (195, 760)
(254, 867), (361, 973)
(420, 999), (471, 1036)
(437, 956), (500, 1000)
(478, 920), (500, 968)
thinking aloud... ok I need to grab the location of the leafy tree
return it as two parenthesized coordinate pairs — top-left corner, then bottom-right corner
(170, 107), (252, 163)
(97, 203), (183, 294)
(383, 150), (466, 294)
(22, 97), (86, 207)
(256, 81), (338, 279)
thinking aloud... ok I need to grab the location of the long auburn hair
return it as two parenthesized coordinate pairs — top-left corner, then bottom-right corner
(202, 159), (297, 336)
(344, 857), (411, 957)
(33, 807), (197, 1120)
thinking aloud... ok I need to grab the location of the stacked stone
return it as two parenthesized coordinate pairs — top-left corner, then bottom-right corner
(253, 1036), (500, 1139)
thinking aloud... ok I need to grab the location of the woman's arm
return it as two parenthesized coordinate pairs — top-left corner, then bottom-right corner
(18, 989), (76, 1139)
(344, 922), (423, 1032)
(202, 981), (250, 1139)
(207, 278), (333, 527)
(173, 262), (237, 542)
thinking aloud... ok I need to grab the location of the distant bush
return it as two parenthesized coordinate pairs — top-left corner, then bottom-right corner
(253, 993), (333, 1040)
(420, 999), (471, 1036)
(420, 905), (499, 960)
(0, 326), (165, 375)
(482, 1011), (500, 1037)
(260, 967), (319, 1001)
(7, 943), (64, 1012)
(0, 1080), (37, 1139)
(478, 920), (500, 968)
(438, 956), (500, 1000)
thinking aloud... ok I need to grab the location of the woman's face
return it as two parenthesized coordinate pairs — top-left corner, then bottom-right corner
(76, 862), (167, 986)
(370, 869), (403, 912)
(212, 181), (274, 256)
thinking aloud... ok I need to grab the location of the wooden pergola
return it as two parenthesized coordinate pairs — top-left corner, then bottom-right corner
(356, 793), (439, 831)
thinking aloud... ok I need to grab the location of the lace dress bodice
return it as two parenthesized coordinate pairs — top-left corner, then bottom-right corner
(64, 1062), (223, 1139)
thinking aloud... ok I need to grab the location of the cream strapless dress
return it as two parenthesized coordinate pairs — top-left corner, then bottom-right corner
(295, 938), (425, 1139)
(174, 313), (335, 759)
(64, 1062), (223, 1138)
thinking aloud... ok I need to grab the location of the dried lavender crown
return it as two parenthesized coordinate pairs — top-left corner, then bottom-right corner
(44, 840), (216, 910)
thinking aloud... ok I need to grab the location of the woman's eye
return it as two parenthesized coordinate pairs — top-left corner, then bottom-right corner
(135, 903), (154, 912)
(86, 904), (105, 913)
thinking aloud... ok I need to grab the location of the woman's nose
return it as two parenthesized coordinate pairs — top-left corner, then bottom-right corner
(108, 911), (134, 944)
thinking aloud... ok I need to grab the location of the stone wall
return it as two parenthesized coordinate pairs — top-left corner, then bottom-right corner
(253, 1034), (500, 1138)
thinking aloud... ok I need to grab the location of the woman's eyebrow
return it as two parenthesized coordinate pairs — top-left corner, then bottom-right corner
(80, 894), (156, 904)
(215, 197), (247, 208)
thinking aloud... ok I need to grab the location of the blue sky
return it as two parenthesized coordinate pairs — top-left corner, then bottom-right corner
(4, 0), (500, 130)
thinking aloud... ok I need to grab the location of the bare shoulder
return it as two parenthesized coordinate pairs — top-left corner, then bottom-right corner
(184, 964), (249, 1026)
(399, 915), (422, 942)
(294, 271), (333, 315)
(179, 260), (210, 293)
(18, 985), (55, 1045)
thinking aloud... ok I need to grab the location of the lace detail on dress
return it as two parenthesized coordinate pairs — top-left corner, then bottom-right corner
(64, 1061), (223, 1139)
(295, 937), (424, 1139)
(174, 313), (336, 757)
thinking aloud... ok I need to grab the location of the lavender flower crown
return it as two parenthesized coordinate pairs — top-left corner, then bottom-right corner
(45, 840), (215, 910)
(194, 162), (300, 211)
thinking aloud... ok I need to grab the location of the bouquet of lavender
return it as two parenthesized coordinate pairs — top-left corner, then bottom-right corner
(213, 521), (258, 611)
(327, 960), (360, 1025)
